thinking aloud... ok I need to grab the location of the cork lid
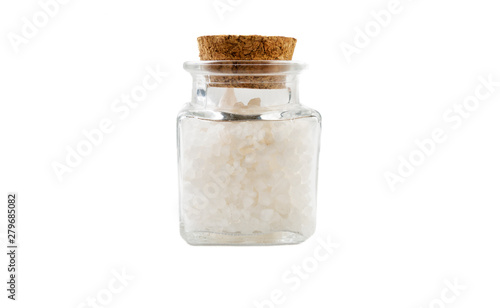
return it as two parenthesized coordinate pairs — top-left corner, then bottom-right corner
(196, 35), (297, 89)
(197, 35), (296, 61)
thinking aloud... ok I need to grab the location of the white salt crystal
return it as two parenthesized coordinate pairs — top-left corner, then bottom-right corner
(247, 98), (261, 107)
(260, 209), (275, 221)
(220, 88), (237, 108)
(242, 197), (254, 209)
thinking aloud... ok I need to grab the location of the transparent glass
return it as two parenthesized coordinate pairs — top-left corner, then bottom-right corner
(177, 61), (321, 245)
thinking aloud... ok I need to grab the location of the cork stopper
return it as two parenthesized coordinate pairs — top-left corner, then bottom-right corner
(197, 35), (297, 89)
(197, 35), (296, 61)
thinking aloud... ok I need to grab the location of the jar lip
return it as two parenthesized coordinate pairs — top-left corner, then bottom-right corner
(184, 60), (306, 75)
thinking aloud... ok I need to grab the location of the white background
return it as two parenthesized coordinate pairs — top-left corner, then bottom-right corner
(1, 0), (500, 307)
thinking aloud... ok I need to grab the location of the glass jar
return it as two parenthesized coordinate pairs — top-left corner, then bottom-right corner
(177, 60), (321, 245)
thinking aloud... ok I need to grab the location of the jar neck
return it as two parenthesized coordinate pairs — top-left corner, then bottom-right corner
(191, 75), (301, 110)
(184, 61), (306, 111)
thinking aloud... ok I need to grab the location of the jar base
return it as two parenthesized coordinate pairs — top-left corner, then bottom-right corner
(180, 228), (310, 246)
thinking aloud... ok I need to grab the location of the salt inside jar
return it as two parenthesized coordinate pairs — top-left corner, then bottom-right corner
(178, 35), (321, 245)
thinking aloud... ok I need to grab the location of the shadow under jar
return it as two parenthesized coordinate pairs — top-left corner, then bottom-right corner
(177, 60), (321, 245)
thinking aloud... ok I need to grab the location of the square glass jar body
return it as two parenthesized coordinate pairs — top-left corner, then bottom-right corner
(177, 61), (321, 245)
